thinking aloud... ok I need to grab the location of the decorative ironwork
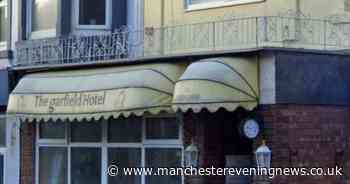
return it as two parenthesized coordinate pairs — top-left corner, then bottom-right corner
(14, 15), (350, 67)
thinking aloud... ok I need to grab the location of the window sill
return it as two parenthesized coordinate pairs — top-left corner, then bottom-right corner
(73, 29), (112, 37)
(30, 29), (56, 40)
(75, 25), (111, 30)
(0, 50), (12, 59)
(186, 0), (265, 12)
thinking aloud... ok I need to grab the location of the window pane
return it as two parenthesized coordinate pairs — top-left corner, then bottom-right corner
(108, 117), (142, 143)
(71, 121), (102, 142)
(108, 148), (141, 184)
(79, 0), (106, 25)
(39, 121), (65, 139)
(71, 148), (101, 184)
(146, 118), (179, 139)
(0, 116), (5, 146)
(32, 0), (57, 31)
(146, 148), (182, 184)
(39, 147), (67, 184)
(189, 0), (220, 5)
(0, 7), (7, 42)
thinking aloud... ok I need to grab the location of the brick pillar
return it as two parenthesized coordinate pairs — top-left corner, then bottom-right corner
(183, 112), (206, 184)
(20, 122), (36, 184)
(183, 109), (250, 184)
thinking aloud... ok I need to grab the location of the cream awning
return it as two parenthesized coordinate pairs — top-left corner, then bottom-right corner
(7, 63), (186, 122)
(173, 57), (259, 113)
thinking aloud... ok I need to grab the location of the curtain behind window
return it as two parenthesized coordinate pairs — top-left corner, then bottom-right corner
(31, 0), (57, 31)
(108, 148), (141, 184)
(146, 148), (182, 184)
(39, 147), (67, 184)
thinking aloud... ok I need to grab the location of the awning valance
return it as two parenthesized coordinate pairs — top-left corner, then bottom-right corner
(173, 57), (259, 113)
(7, 63), (186, 122)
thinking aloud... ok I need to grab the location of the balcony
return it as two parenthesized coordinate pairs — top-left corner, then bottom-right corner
(14, 16), (350, 67)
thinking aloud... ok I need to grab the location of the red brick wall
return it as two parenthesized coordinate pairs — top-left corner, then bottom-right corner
(183, 105), (350, 184)
(19, 105), (350, 184)
(20, 122), (36, 184)
(259, 105), (350, 184)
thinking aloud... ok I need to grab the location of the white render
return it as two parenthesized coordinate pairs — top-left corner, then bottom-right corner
(259, 53), (276, 105)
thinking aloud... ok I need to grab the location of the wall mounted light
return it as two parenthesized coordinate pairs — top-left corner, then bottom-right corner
(255, 140), (271, 168)
(184, 138), (199, 167)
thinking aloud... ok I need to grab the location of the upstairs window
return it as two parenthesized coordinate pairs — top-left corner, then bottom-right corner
(79, 0), (105, 25)
(74, 0), (111, 29)
(0, 0), (7, 48)
(29, 0), (58, 39)
(186, 0), (264, 11)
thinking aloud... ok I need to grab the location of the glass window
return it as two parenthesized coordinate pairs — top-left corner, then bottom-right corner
(146, 118), (179, 140)
(31, 0), (57, 32)
(186, 0), (263, 9)
(71, 148), (101, 184)
(71, 121), (102, 142)
(39, 121), (65, 139)
(188, 0), (220, 5)
(0, 116), (5, 146)
(0, 5), (7, 42)
(145, 148), (182, 184)
(39, 147), (67, 184)
(36, 116), (183, 184)
(108, 148), (141, 184)
(79, 0), (106, 25)
(108, 117), (142, 143)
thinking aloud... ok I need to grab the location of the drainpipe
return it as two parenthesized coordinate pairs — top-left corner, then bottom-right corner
(295, 0), (301, 41)
(160, 0), (165, 55)
(296, 0), (300, 15)
(295, 0), (300, 12)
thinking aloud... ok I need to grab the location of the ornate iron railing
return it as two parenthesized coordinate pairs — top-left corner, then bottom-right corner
(14, 16), (350, 67)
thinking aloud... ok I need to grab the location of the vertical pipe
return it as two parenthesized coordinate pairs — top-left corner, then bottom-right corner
(256, 17), (259, 47)
(324, 19), (327, 50)
(295, 0), (301, 41)
(212, 21), (215, 50)
(296, 0), (300, 14)
(160, 0), (165, 55)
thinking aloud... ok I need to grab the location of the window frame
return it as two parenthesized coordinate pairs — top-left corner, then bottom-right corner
(0, 0), (7, 50)
(143, 115), (183, 145)
(185, 0), (265, 11)
(37, 121), (67, 144)
(27, 0), (57, 39)
(35, 114), (184, 184)
(73, 0), (112, 30)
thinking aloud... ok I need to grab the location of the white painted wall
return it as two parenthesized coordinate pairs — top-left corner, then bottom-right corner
(6, 0), (20, 183)
(128, 0), (144, 31)
(127, 0), (144, 57)
(10, 0), (19, 52)
(5, 116), (20, 184)
(259, 52), (276, 105)
(0, 115), (20, 184)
